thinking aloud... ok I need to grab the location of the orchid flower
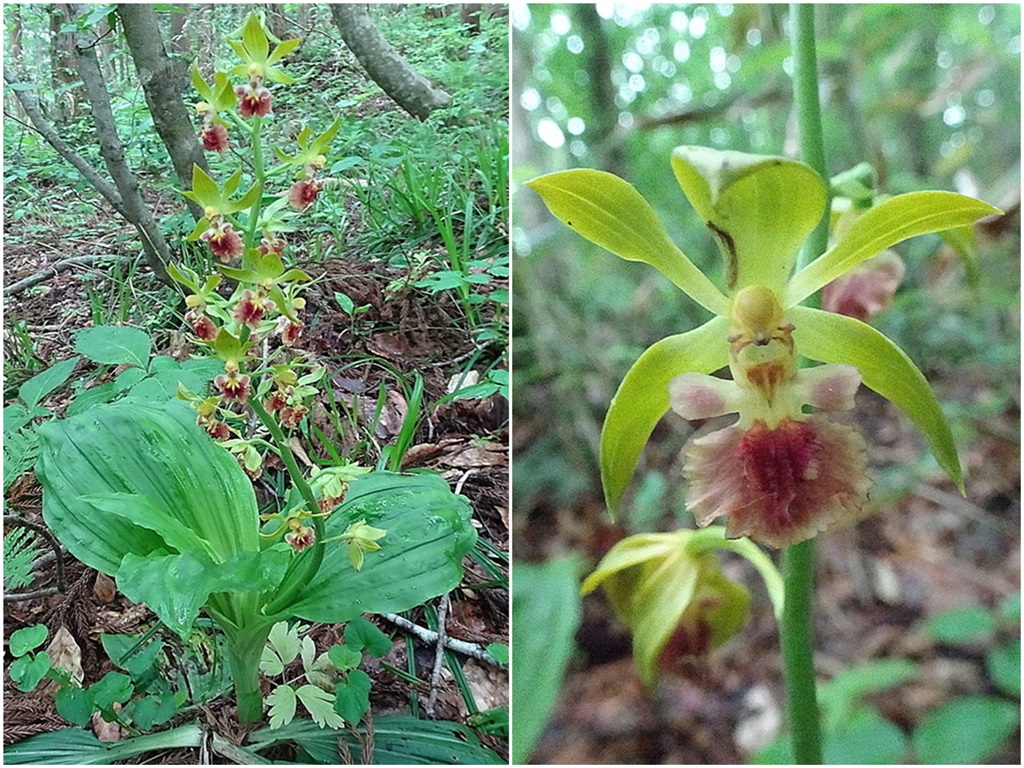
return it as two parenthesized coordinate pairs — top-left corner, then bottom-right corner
(581, 527), (783, 684)
(528, 146), (999, 548)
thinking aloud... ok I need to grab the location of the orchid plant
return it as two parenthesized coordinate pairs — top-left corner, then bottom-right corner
(36, 12), (477, 728)
(528, 115), (998, 757)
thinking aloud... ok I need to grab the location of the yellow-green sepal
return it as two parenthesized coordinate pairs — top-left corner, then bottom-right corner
(526, 170), (729, 315)
(600, 317), (730, 518)
(791, 305), (964, 493)
(786, 191), (1001, 307)
(582, 529), (753, 685)
(671, 146), (826, 294)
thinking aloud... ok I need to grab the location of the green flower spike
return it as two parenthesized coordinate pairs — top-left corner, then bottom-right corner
(581, 527), (783, 685)
(528, 146), (999, 547)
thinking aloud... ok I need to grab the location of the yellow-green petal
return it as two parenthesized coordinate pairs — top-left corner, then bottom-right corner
(786, 191), (1001, 307)
(671, 146), (826, 294)
(580, 533), (678, 596)
(526, 170), (729, 315)
(630, 549), (701, 685)
(601, 317), (730, 517)
(790, 305), (963, 492)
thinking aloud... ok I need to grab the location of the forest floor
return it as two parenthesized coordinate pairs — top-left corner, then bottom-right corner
(3, 176), (509, 763)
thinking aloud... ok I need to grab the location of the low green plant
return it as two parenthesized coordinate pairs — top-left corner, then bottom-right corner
(755, 595), (1021, 764)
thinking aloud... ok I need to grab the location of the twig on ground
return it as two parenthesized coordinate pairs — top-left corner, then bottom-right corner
(425, 594), (449, 717)
(379, 612), (507, 669)
(3, 255), (130, 297)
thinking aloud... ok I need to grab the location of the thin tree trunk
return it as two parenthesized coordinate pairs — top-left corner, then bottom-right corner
(50, 3), (82, 121)
(118, 3), (207, 220)
(8, 5), (24, 60)
(68, 4), (172, 284)
(170, 4), (190, 57)
(330, 4), (451, 121)
(4, 66), (128, 216)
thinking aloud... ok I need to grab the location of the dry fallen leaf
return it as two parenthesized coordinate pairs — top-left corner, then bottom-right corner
(45, 625), (83, 687)
(92, 705), (123, 743)
(93, 572), (117, 603)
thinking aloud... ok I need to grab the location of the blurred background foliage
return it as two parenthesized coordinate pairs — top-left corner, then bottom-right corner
(511, 3), (1019, 763)
(512, 1), (1020, 540)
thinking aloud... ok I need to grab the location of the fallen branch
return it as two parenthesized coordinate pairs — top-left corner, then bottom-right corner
(3, 254), (130, 297)
(380, 612), (507, 670)
(425, 594), (449, 717)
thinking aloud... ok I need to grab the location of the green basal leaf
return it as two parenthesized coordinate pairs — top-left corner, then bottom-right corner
(790, 306), (963, 492)
(671, 146), (826, 294)
(80, 493), (212, 556)
(511, 557), (582, 764)
(526, 170), (729, 315)
(37, 402), (259, 576)
(117, 548), (288, 638)
(601, 316), (729, 517)
(284, 472), (475, 623)
(786, 191), (1001, 306)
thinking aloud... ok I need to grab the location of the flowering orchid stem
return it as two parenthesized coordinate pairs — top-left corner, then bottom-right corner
(244, 115), (265, 257)
(791, 3), (831, 276)
(783, 5), (827, 763)
(249, 397), (325, 616)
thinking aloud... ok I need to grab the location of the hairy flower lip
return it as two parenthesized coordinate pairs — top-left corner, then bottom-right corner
(685, 415), (869, 548)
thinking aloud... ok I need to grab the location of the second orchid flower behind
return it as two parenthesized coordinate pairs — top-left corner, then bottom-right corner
(528, 147), (999, 549)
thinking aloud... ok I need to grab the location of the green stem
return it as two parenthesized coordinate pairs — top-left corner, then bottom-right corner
(243, 116), (265, 258)
(792, 2), (831, 275)
(225, 622), (274, 724)
(250, 397), (326, 616)
(784, 5), (828, 764)
(781, 540), (822, 763)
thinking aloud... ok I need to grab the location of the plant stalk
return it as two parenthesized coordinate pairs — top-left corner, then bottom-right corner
(250, 397), (326, 616)
(225, 622), (274, 723)
(783, 4), (828, 764)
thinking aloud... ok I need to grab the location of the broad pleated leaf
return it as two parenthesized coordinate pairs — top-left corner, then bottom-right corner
(117, 548), (290, 637)
(526, 169), (729, 315)
(4, 725), (204, 765)
(601, 317), (729, 517)
(790, 306), (963, 492)
(786, 191), (1000, 306)
(81, 494), (212, 556)
(285, 472), (475, 623)
(37, 402), (260, 576)
(250, 715), (506, 764)
(512, 557), (582, 763)
(671, 146), (826, 293)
